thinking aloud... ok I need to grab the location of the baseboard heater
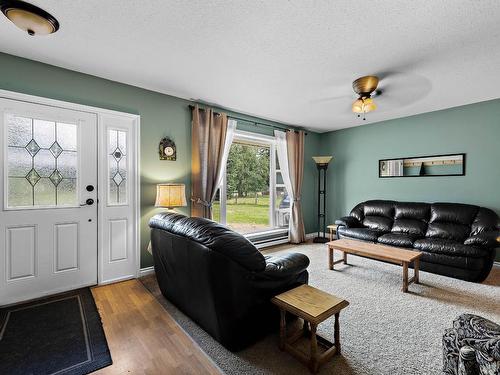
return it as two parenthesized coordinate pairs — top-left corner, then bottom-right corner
(245, 230), (289, 249)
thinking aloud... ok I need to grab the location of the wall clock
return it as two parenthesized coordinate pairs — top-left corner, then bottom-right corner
(159, 137), (176, 161)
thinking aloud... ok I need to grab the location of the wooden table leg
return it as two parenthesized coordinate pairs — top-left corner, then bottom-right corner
(329, 246), (334, 270)
(414, 258), (420, 284)
(279, 309), (286, 351)
(329, 228), (333, 241)
(303, 319), (309, 336)
(402, 261), (409, 293)
(343, 251), (348, 265)
(334, 312), (341, 355)
(310, 323), (318, 373)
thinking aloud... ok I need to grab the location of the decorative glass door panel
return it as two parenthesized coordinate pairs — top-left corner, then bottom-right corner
(108, 129), (128, 205)
(6, 114), (78, 208)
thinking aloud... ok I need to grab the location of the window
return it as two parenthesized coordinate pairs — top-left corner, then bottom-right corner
(5, 114), (78, 208)
(213, 130), (290, 236)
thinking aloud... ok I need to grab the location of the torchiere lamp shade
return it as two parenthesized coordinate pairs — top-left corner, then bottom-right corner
(155, 183), (187, 209)
(312, 156), (333, 166)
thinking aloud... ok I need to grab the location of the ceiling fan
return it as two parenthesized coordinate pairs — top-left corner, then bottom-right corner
(351, 75), (381, 120)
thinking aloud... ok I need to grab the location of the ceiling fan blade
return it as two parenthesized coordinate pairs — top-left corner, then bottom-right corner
(310, 94), (354, 104)
(374, 72), (432, 108)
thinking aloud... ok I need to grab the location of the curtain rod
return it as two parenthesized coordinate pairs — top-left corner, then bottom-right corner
(188, 105), (307, 135)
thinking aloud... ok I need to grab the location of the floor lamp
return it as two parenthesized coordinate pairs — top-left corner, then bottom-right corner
(312, 156), (333, 243)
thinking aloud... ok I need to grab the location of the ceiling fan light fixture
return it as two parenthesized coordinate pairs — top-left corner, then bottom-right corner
(351, 75), (379, 119)
(352, 96), (377, 114)
(351, 98), (364, 113)
(363, 97), (377, 112)
(0, 0), (59, 36)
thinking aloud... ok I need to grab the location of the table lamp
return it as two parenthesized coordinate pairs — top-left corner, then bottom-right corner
(155, 183), (187, 211)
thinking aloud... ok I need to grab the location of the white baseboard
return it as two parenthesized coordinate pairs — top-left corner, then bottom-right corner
(139, 266), (155, 277)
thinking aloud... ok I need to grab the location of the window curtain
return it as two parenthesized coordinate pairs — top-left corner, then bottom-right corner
(191, 105), (235, 219)
(275, 130), (306, 243)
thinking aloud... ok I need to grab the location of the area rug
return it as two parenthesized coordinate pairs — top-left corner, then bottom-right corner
(141, 243), (500, 375)
(0, 288), (112, 375)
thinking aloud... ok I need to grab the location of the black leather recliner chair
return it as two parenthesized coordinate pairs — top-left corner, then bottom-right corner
(335, 200), (499, 282)
(149, 212), (310, 351)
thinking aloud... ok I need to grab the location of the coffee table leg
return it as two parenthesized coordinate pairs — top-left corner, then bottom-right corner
(329, 246), (334, 270)
(279, 309), (286, 351)
(310, 323), (318, 373)
(343, 251), (348, 265)
(334, 312), (341, 355)
(414, 258), (420, 284)
(402, 261), (409, 293)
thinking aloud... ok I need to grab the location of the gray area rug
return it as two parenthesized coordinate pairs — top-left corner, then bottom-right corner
(141, 243), (500, 374)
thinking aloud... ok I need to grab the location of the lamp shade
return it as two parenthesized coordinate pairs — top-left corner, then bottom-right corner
(155, 183), (187, 208)
(312, 156), (333, 165)
(352, 97), (377, 114)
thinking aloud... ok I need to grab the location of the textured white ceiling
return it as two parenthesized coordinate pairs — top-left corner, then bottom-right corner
(1, 1), (499, 132)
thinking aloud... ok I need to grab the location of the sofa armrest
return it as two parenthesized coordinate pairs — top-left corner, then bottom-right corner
(453, 314), (500, 361)
(335, 216), (361, 228)
(261, 253), (310, 279)
(464, 231), (499, 248)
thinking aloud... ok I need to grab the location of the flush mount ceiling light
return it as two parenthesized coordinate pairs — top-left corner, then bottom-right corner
(352, 75), (379, 120)
(0, 0), (59, 36)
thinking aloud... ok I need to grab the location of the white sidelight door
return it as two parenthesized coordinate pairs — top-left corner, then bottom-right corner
(0, 98), (98, 305)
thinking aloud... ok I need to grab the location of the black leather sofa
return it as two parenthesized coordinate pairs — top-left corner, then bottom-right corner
(149, 212), (310, 351)
(335, 200), (499, 282)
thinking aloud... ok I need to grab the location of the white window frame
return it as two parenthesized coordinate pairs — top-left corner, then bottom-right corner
(217, 129), (289, 237)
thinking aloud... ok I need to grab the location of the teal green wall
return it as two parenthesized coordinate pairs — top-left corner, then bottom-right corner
(321, 99), (500, 261)
(0, 52), (320, 268)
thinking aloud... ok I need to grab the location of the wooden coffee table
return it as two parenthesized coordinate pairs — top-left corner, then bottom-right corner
(271, 284), (349, 373)
(327, 239), (422, 293)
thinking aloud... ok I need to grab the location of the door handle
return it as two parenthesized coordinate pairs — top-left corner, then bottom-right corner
(80, 198), (95, 206)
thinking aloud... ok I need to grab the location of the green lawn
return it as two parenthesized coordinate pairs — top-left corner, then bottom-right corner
(213, 196), (270, 225)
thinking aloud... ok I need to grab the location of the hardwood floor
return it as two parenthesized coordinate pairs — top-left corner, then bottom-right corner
(91, 279), (221, 375)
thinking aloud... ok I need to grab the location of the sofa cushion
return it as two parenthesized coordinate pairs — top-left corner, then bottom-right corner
(426, 222), (470, 242)
(392, 218), (427, 236)
(394, 202), (430, 221)
(337, 227), (382, 242)
(363, 200), (396, 218)
(414, 238), (489, 258)
(377, 233), (417, 248)
(363, 216), (393, 232)
(430, 203), (479, 226)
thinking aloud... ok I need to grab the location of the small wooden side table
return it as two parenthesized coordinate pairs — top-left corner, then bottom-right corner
(327, 224), (338, 241)
(271, 285), (349, 373)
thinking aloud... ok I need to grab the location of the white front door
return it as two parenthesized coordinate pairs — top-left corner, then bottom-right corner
(0, 98), (98, 305)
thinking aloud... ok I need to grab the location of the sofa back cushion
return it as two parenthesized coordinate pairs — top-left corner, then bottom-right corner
(425, 203), (480, 242)
(149, 212), (266, 272)
(391, 202), (430, 236)
(361, 200), (395, 232)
